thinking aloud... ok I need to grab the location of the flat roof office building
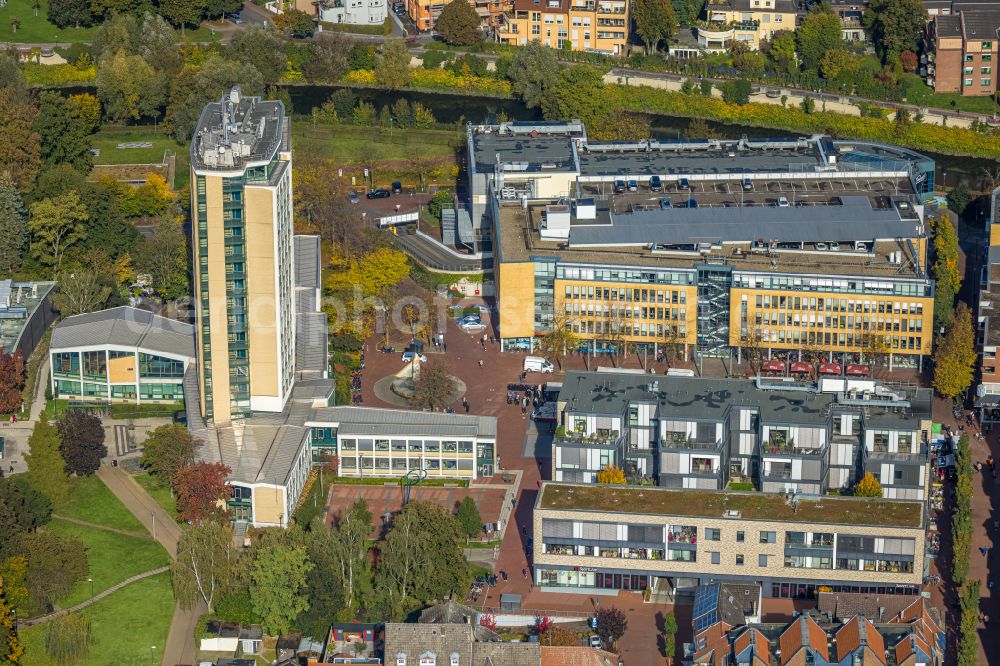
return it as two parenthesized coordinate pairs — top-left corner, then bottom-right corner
(532, 482), (926, 598)
(0, 279), (57, 361)
(469, 122), (937, 368)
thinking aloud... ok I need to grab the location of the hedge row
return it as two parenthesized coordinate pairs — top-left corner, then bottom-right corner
(607, 84), (1000, 159)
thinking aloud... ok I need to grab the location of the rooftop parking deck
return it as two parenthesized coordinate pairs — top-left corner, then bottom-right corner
(538, 482), (924, 528)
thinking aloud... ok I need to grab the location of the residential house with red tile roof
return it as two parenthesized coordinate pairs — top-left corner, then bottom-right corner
(833, 616), (886, 665)
(778, 614), (830, 666)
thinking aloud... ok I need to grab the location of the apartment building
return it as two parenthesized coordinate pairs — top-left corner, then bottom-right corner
(922, 5), (1000, 95)
(828, 0), (868, 42)
(495, 0), (629, 55)
(699, 0), (797, 51)
(306, 406), (497, 480)
(468, 122), (938, 368)
(552, 371), (933, 500)
(50, 307), (195, 405)
(309, 0), (388, 27)
(533, 481), (926, 597)
(406, 0), (511, 32)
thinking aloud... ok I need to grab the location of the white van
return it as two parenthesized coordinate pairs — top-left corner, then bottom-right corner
(524, 356), (555, 373)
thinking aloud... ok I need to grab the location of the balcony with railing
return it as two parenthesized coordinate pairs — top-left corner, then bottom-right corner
(660, 431), (724, 452)
(761, 432), (826, 458)
(554, 428), (624, 448)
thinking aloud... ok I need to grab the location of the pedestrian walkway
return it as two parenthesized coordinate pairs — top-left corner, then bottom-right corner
(96, 465), (203, 666)
(21, 566), (170, 627)
(51, 513), (153, 540)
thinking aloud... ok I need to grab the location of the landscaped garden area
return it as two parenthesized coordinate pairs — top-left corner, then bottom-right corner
(18, 474), (175, 666)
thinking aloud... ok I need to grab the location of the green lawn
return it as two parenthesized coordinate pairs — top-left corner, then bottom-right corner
(0, 0), (221, 45)
(133, 473), (177, 519)
(44, 519), (169, 607)
(903, 75), (1000, 115)
(293, 124), (463, 165)
(54, 475), (145, 532)
(20, 573), (175, 666)
(91, 127), (183, 166)
(0, 0), (96, 44)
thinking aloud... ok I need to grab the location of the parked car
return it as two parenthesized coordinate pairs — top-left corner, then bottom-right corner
(686, 197), (698, 208)
(460, 320), (487, 332)
(225, 12), (242, 23)
(367, 189), (390, 199)
(678, 177), (690, 190)
(627, 179), (638, 192)
(349, 191), (360, 204)
(401, 352), (427, 364)
(659, 197), (671, 209)
(777, 196), (789, 207)
(458, 313), (481, 325)
(613, 179), (627, 194)
(589, 635), (602, 649)
(742, 177), (753, 190)
(649, 175), (662, 192)
(391, 181), (403, 194)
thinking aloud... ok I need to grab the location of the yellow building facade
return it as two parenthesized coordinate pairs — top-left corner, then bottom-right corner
(699, 0), (797, 50)
(495, 0), (629, 55)
(191, 88), (296, 423)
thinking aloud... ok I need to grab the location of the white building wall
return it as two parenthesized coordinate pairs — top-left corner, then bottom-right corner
(318, 0), (387, 26)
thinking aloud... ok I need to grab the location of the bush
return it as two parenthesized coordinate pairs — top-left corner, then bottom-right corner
(331, 334), (364, 352)
(428, 189), (454, 219)
(720, 79), (752, 105)
(215, 590), (261, 625)
(421, 50), (452, 70)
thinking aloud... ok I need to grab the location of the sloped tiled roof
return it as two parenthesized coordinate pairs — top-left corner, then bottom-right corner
(817, 592), (920, 623)
(779, 615), (828, 665)
(835, 616), (886, 665)
(731, 627), (769, 666)
(691, 621), (733, 666)
(540, 646), (618, 666)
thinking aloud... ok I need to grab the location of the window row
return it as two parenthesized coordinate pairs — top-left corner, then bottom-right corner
(564, 303), (687, 321)
(753, 313), (923, 332)
(339, 438), (475, 454)
(753, 295), (924, 315)
(569, 320), (687, 338)
(340, 457), (473, 471)
(742, 330), (925, 350)
(564, 286), (687, 304)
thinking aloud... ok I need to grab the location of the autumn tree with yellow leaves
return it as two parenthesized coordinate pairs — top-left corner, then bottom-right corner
(597, 465), (626, 485)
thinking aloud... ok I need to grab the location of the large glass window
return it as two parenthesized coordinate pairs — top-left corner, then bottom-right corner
(138, 383), (183, 401)
(111, 384), (137, 400)
(52, 352), (80, 376)
(82, 351), (107, 379)
(139, 353), (184, 378)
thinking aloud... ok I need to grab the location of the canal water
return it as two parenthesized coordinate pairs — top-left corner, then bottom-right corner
(281, 84), (998, 188)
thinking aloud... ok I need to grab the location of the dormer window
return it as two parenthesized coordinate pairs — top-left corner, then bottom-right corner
(450, 653), (461, 666)
(396, 654), (407, 666)
(419, 653), (437, 666)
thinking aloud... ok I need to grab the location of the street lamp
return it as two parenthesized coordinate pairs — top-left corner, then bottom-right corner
(88, 577), (94, 599)
(150, 645), (156, 665)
